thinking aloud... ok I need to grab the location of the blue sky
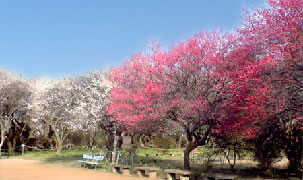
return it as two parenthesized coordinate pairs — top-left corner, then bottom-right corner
(0, 0), (264, 77)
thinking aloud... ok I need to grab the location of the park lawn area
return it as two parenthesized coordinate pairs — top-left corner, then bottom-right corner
(23, 149), (88, 159)
(1, 149), (115, 172)
(0, 147), (257, 169)
(2, 149), (101, 167)
(1, 148), (296, 180)
(1, 148), (186, 171)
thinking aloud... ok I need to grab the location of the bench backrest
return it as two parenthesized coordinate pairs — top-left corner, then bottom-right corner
(93, 155), (105, 161)
(83, 154), (94, 159)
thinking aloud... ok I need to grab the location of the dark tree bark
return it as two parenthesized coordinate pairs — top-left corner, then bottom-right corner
(183, 128), (211, 170)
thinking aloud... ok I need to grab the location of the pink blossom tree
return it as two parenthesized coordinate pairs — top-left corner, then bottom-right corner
(107, 32), (239, 169)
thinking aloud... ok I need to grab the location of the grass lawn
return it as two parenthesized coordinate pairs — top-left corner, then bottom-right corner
(0, 147), (299, 180)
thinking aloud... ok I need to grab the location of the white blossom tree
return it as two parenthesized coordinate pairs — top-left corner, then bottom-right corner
(0, 69), (32, 154)
(31, 70), (112, 153)
(69, 70), (112, 148)
(31, 78), (79, 153)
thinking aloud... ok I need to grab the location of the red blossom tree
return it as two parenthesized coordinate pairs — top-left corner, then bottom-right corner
(107, 32), (240, 169)
(218, 0), (303, 172)
(107, 0), (303, 171)
(243, 0), (302, 172)
(107, 52), (168, 135)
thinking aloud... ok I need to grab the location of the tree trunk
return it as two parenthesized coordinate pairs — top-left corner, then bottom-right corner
(112, 132), (119, 164)
(106, 133), (114, 162)
(287, 143), (300, 175)
(177, 135), (183, 149)
(138, 135), (145, 147)
(88, 129), (96, 149)
(55, 136), (63, 154)
(0, 123), (5, 157)
(285, 125), (302, 175)
(7, 140), (16, 153)
(184, 142), (198, 170)
(89, 133), (94, 148)
(183, 128), (210, 170)
(49, 123), (63, 154)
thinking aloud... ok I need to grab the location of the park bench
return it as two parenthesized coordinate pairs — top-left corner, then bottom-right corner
(164, 169), (193, 180)
(133, 167), (161, 179)
(112, 165), (131, 175)
(77, 154), (104, 169)
(77, 154), (94, 167)
(85, 155), (104, 169)
(200, 173), (238, 180)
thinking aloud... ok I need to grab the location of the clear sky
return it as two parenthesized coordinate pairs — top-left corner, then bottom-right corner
(0, 0), (264, 78)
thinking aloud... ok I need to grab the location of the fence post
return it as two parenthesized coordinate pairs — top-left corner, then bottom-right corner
(131, 152), (133, 166)
(21, 144), (26, 156)
(116, 152), (121, 164)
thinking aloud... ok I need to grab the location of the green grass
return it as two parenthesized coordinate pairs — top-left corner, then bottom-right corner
(1, 149), (105, 165)
(0, 146), (215, 161)
(18, 149), (114, 172)
(22, 149), (88, 159)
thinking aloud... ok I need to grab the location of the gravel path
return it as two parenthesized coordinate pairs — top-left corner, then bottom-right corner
(0, 158), (145, 180)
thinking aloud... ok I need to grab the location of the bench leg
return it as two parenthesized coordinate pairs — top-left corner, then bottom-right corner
(167, 173), (176, 180)
(137, 170), (145, 177)
(122, 169), (130, 176)
(180, 175), (190, 180)
(148, 171), (157, 179)
(80, 163), (85, 168)
(112, 167), (119, 174)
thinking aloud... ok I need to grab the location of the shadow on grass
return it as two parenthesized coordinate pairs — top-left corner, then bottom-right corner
(122, 155), (299, 179)
(40, 154), (82, 166)
(37, 151), (300, 180)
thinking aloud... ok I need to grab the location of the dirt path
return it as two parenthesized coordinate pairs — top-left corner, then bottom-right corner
(0, 158), (145, 180)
